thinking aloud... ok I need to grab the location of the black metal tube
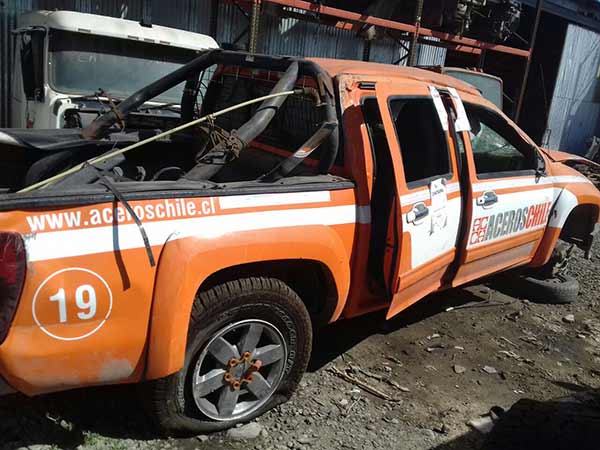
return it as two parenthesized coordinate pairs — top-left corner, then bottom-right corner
(82, 50), (221, 140)
(236, 61), (299, 143)
(184, 61), (299, 181)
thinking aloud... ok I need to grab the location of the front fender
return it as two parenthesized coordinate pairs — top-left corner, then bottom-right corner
(530, 180), (600, 266)
(145, 224), (354, 380)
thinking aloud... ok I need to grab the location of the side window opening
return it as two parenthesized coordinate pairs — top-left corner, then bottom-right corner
(466, 104), (537, 177)
(389, 98), (451, 188)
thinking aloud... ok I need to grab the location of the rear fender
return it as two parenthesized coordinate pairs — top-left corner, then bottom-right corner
(145, 225), (352, 380)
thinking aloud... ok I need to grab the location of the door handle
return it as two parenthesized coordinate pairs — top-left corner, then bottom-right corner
(406, 202), (429, 224)
(476, 191), (498, 208)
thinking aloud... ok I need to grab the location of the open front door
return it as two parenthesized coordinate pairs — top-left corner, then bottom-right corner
(374, 83), (464, 319)
(452, 100), (553, 286)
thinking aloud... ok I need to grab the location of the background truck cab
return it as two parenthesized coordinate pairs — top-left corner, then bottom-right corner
(10, 10), (219, 129)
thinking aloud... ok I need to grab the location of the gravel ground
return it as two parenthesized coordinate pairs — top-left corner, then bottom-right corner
(2, 240), (600, 450)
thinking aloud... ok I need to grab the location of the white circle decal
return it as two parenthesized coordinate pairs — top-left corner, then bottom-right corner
(31, 267), (113, 341)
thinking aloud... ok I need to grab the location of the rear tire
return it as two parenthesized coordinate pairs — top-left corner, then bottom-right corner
(146, 277), (312, 435)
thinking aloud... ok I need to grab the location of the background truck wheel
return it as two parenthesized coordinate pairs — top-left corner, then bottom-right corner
(146, 277), (312, 435)
(514, 273), (579, 304)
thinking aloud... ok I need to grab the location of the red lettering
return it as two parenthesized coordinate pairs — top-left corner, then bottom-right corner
(470, 216), (489, 244)
(526, 204), (539, 229)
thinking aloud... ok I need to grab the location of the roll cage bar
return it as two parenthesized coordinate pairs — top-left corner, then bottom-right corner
(82, 50), (340, 176)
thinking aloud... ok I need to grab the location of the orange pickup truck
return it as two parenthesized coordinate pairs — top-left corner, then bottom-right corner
(0, 50), (598, 433)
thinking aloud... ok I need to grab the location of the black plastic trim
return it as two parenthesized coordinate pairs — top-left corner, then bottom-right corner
(476, 169), (537, 180)
(0, 179), (355, 212)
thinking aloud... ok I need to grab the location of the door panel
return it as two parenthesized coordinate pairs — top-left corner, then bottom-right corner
(374, 83), (463, 319)
(453, 103), (551, 286)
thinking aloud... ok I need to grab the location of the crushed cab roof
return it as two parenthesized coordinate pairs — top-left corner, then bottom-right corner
(308, 58), (481, 97)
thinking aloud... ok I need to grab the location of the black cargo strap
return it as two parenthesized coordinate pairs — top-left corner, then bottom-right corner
(90, 166), (156, 267)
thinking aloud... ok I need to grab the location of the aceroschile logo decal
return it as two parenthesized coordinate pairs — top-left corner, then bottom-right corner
(469, 201), (552, 245)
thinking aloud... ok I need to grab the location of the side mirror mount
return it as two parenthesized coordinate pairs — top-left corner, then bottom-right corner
(535, 147), (546, 180)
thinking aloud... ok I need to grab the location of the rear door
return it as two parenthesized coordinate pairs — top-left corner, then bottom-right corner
(375, 82), (463, 319)
(452, 102), (552, 286)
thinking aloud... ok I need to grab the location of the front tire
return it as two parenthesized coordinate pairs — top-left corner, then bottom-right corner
(146, 277), (312, 435)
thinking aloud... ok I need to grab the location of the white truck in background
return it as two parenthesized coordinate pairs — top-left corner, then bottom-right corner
(11, 10), (219, 129)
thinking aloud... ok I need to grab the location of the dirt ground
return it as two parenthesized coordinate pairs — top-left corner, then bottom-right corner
(2, 240), (600, 450)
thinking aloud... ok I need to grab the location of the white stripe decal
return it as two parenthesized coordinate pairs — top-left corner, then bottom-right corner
(399, 182), (460, 205)
(473, 175), (590, 192)
(400, 190), (429, 205)
(218, 191), (331, 209)
(446, 182), (461, 194)
(25, 205), (356, 263)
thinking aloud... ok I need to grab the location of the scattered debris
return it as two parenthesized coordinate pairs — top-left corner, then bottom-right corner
(226, 422), (264, 440)
(329, 366), (401, 402)
(432, 423), (448, 434)
(482, 366), (498, 374)
(197, 435), (210, 442)
(383, 417), (400, 424)
(467, 406), (505, 434)
(563, 314), (576, 323)
(500, 336), (519, 347)
(386, 356), (403, 365)
(427, 333), (441, 340)
(453, 364), (467, 374)
(298, 436), (315, 445)
(499, 350), (522, 360)
(426, 343), (445, 352)
(353, 366), (383, 382)
(468, 416), (496, 434)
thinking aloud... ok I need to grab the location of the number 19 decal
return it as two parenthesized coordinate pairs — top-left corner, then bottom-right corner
(49, 285), (97, 323)
(32, 268), (113, 341)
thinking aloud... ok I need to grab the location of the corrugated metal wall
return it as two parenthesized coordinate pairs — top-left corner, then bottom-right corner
(0, 0), (446, 127)
(546, 23), (600, 154)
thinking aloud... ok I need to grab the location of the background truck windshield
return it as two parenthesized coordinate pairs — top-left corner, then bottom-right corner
(48, 30), (198, 104)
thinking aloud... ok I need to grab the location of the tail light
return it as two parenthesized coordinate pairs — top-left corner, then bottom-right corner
(0, 233), (26, 345)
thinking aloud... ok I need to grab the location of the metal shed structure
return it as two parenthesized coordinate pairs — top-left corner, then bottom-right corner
(545, 23), (600, 154)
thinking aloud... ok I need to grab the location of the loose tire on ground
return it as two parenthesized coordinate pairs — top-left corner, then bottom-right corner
(145, 277), (312, 435)
(513, 273), (579, 304)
